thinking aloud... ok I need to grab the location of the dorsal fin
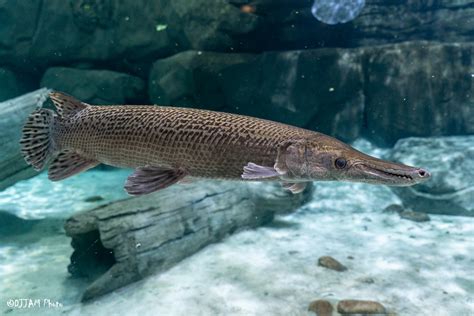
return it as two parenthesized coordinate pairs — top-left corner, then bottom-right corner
(49, 92), (88, 117)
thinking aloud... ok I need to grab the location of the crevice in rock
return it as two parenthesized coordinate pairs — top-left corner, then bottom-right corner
(68, 230), (116, 280)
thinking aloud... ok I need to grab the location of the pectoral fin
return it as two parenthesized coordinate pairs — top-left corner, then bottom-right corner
(125, 166), (187, 195)
(281, 182), (307, 194)
(241, 162), (280, 180)
(48, 151), (99, 181)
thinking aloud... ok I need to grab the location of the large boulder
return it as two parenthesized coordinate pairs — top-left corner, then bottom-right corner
(149, 48), (365, 142)
(364, 42), (474, 146)
(387, 136), (474, 216)
(149, 51), (258, 110)
(0, 89), (51, 191)
(41, 67), (146, 104)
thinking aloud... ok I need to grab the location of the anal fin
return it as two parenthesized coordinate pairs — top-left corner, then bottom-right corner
(281, 182), (307, 194)
(48, 151), (99, 181)
(125, 166), (187, 196)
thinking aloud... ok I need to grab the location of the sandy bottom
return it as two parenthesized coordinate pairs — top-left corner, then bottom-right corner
(62, 183), (473, 316)
(1, 140), (473, 316)
(0, 168), (130, 219)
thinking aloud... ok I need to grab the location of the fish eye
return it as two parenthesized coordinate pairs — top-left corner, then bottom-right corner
(335, 157), (347, 169)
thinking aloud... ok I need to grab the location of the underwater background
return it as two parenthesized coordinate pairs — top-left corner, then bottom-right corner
(0, 0), (473, 315)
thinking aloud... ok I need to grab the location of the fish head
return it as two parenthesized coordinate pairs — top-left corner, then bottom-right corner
(282, 135), (431, 186)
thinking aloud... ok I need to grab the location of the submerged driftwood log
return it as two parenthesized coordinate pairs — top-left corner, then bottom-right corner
(65, 180), (312, 301)
(0, 88), (51, 190)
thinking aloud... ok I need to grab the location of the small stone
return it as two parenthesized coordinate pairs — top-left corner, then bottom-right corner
(357, 277), (375, 284)
(337, 300), (386, 314)
(347, 255), (354, 260)
(383, 204), (404, 213)
(84, 195), (104, 203)
(399, 210), (430, 222)
(308, 299), (333, 316)
(318, 256), (347, 272)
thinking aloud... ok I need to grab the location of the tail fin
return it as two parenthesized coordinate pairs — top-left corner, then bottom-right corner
(20, 109), (57, 171)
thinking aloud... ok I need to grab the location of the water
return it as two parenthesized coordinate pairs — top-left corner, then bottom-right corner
(1, 1), (473, 316)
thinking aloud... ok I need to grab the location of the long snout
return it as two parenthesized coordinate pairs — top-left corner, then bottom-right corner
(348, 152), (431, 186)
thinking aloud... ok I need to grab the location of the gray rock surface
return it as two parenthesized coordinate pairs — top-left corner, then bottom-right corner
(353, 0), (474, 46)
(160, 0), (260, 51)
(0, 89), (50, 191)
(149, 48), (364, 142)
(233, 0), (474, 50)
(149, 51), (257, 110)
(388, 136), (474, 216)
(364, 42), (474, 146)
(149, 41), (473, 144)
(0, 68), (32, 102)
(0, 0), (172, 68)
(2, 1), (473, 69)
(41, 67), (146, 104)
(0, 0), (258, 69)
(64, 180), (312, 301)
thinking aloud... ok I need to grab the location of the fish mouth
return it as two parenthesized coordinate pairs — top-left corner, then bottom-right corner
(354, 162), (431, 186)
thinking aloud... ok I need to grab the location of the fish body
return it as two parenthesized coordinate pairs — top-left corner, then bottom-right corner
(20, 92), (431, 195)
(56, 105), (314, 180)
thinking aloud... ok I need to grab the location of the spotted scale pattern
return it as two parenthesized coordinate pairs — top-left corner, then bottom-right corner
(54, 105), (317, 180)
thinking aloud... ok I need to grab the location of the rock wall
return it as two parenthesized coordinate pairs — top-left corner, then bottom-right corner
(2, 0), (472, 70)
(0, 68), (33, 102)
(41, 67), (146, 104)
(149, 42), (474, 145)
(364, 42), (474, 145)
(353, 0), (474, 46)
(0, 1), (473, 189)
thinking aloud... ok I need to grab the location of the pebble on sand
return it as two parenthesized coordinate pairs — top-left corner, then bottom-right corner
(308, 299), (333, 316)
(317, 256), (347, 272)
(337, 299), (386, 314)
(399, 210), (430, 222)
(84, 195), (105, 202)
(383, 204), (404, 213)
